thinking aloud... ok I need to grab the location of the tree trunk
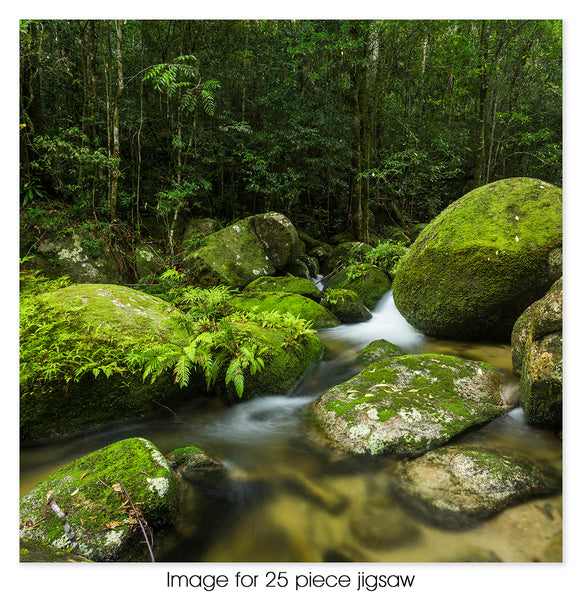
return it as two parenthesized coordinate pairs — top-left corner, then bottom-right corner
(110, 20), (124, 221)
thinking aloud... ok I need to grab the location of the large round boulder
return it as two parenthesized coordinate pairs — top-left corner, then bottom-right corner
(392, 178), (562, 342)
(512, 277), (562, 427)
(312, 354), (513, 456)
(19, 438), (181, 561)
(183, 212), (301, 289)
(392, 445), (560, 529)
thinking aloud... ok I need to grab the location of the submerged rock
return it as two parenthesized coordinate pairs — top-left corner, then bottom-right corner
(183, 212), (301, 289)
(19, 438), (181, 562)
(392, 445), (561, 529)
(512, 277), (562, 427)
(393, 178), (562, 342)
(312, 354), (512, 456)
(325, 263), (392, 309)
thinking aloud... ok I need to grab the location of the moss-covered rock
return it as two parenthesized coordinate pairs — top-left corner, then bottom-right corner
(322, 288), (372, 323)
(356, 339), (405, 366)
(221, 320), (324, 401)
(512, 278), (562, 427)
(28, 230), (121, 284)
(312, 354), (511, 456)
(20, 284), (195, 440)
(392, 446), (561, 529)
(166, 445), (223, 475)
(324, 263), (392, 309)
(183, 212), (300, 289)
(321, 241), (374, 274)
(20, 538), (93, 562)
(393, 178), (562, 342)
(244, 275), (322, 302)
(230, 291), (340, 329)
(19, 438), (182, 562)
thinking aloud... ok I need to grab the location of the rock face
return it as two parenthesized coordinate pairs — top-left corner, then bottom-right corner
(183, 212), (301, 289)
(512, 277), (562, 427)
(230, 291), (340, 329)
(20, 283), (192, 440)
(392, 446), (560, 529)
(19, 438), (181, 561)
(312, 354), (511, 456)
(393, 178), (562, 342)
(325, 264), (392, 309)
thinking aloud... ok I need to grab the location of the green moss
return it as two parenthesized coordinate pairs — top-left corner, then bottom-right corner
(393, 178), (562, 341)
(20, 283), (194, 440)
(244, 275), (321, 301)
(313, 354), (506, 455)
(230, 291), (340, 328)
(325, 263), (391, 309)
(356, 339), (405, 365)
(19, 438), (178, 561)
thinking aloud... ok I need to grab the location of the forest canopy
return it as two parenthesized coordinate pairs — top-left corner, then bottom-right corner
(20, 19), (562, 245)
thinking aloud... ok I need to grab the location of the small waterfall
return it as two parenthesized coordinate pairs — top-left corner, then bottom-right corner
(320, 290), (425, 352)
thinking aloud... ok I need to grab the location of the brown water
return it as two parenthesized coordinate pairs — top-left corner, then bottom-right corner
(19, 292), (562, 562)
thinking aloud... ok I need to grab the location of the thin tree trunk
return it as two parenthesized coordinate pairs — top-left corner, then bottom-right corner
(110, 19), (124, 221)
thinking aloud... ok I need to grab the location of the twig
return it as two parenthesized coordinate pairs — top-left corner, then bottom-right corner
(116, 480), (155, 562)
(46, 491), (80, 554)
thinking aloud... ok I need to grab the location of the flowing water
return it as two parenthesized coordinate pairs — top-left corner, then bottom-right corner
(19, 292), (563, 562)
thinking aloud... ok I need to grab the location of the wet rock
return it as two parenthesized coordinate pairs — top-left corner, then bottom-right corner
(356, 339), (405, 366)
(349, 504), (421, 550)
(166, 445), (223, 475)
(322, 288), (373, 323)
(312, 354), (512, 456)
(512, 277), (562, 427)
(325, 263), (392, 309)
(392, 445), (561, 529)
(19, 438), (182, 562)
(393, 177), (562, 342)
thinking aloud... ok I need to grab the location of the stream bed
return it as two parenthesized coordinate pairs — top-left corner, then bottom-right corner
(19, 292), (563, 562)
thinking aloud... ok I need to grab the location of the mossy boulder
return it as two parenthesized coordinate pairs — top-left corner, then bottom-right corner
(356, 339), (405, 366)
(321, 288), (372, 323)
(28, 230), (121, 284)
(321, 241), (374, 273)
(393, 178), (562, 342)
(312, 354), (511, 456)
(135, 243), (166, 279)
(183, 212), (301, 289)
(166, 445), (223, 471)
(222, 320), (324, 401)
(20, 538), (93, 562)
(20, 283), (194, 441)
(324, 263), (392, 309)
(19, 438), (181, 562)
(230, 291), (340, 329)
(244, 275), (322, 302)
(392, 446), (561, 529)
(512, 278), (562, 427)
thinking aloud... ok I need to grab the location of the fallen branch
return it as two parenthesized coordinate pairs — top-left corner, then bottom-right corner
(46, 491), (80, 554)
(116, 480), (155, 562)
